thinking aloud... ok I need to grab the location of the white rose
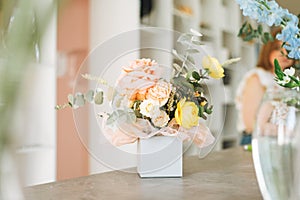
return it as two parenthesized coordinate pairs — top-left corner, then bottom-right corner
(151, 110), (170, 128)
(139, 99), (160, 118)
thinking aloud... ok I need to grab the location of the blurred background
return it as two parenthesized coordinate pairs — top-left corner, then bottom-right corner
(4, 0), (298, 187)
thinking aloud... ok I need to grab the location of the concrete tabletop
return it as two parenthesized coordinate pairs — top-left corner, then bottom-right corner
(24, 147), (262, 200)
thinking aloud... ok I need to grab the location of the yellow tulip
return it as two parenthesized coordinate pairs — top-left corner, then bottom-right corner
(202, 56), (224, 79)
(175, 98), (199, 129)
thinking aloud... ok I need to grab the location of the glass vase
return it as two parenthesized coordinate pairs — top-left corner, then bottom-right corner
(252, 89), (300, 200)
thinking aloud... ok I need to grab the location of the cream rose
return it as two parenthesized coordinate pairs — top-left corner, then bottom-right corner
(151, 110), (170, 128)
(147, 80), (172, 106)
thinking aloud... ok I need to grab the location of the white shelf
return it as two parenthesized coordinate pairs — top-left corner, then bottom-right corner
(141, 0), (257, 150)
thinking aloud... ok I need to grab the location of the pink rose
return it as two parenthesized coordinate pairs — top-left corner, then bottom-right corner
(116, 58), (165, 102)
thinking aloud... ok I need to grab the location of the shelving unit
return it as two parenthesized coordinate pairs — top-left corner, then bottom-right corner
(140, 0), (258, 150)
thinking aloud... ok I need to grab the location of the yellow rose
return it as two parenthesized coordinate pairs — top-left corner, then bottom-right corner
(175, 98), (199, 129)
(202, 56), (224, 79)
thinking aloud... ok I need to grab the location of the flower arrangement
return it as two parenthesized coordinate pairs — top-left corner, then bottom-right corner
(57, 29), (239, 148)
(236, 0), (300, 90)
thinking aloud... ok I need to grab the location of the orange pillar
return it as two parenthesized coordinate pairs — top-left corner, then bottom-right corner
(57, 0), (89, 180)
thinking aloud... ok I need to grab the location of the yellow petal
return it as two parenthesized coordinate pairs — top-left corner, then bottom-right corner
(202, 56), (225, 79)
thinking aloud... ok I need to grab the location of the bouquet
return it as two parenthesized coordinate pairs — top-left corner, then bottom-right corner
(56, 29), (240, 149)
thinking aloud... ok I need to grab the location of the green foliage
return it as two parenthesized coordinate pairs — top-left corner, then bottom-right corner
(274, 59), (300, 89)
(173, 29), (204, 76)
(238, 22), (273, 44)
(170, 69), (212, 120)
(56, 89), (104, 110)
(106, 109), (136, 127)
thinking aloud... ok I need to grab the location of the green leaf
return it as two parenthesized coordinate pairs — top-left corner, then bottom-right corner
(258, 24), (263, 34)
(249, 23), (253, 31)
(262, 32), (273, 44)
(94, 91), (104, 105)
(198, 106), (204, 117)
(192, 81), (201, 88)
(266, 32), (274, 41)
(261, 34), (268, 44)
(274, 59), (284, 79)
(241, 21), (248, 33)
(67, 94), (74, 106)
(106, 110), (136, 127)
(85, 90), (94, 102)
(289, 75), (300, 84)
(282, 81), (298, 88)
(106, 111), (119, 126)
(243, 33), (255, 42)
(253, 30), (259, 38)
(172, 76), (194, 91)
(74, 93), (85, 107)
(192, 71), (201, 80)
(205, 105), (213, 114)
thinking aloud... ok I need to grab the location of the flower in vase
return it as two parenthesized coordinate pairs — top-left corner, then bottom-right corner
(175, 98), (200, 129)
(147, 80), (172, 106)
(117, 58), (166, 102)
(139, 99), (160, 118)
(151, 110), (170, 128)
(123, 58), (158, 72)
(202, 56), (225, 79)
(56, 29), (240, 148)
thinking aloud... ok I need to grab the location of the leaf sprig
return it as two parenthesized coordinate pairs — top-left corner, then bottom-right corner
(55, 89), (104, 110)
(238, 22), (273, 44)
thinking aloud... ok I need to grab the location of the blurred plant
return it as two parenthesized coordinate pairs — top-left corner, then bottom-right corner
(0, 0), (58, 198)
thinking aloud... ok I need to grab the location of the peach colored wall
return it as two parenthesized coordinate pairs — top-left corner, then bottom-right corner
(57, 0), (89, 180)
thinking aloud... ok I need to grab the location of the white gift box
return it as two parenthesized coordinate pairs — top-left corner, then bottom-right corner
(137, 136), (182, 178)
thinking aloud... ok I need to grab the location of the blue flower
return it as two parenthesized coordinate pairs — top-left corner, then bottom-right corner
(236, 0), (300, 59)
(287, 47), (300, 59)
(283, 37), (300, 59)
(285, 12), (299, 25)
(277, 23), (300, 42)
(236, 0), (260, 18)
(271, 7), (287, 26)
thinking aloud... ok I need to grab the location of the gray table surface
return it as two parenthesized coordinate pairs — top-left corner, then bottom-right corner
(24, 147), (263, 200)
